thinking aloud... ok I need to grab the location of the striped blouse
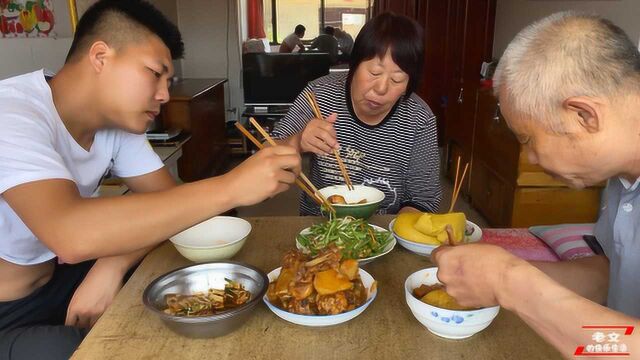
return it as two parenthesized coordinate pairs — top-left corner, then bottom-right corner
(272, 73), (442, 215)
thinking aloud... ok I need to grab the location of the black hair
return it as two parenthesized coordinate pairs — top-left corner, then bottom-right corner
(66, 0), (184, 62)
(348, 12), (424, 94)
(324, 26), (335, 36)
(295, 24), (306, 36)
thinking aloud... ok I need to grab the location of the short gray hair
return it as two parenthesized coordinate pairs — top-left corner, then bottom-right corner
(493, 12), (640, 132)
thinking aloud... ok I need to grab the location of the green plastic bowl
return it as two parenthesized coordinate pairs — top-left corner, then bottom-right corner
(319, 185), (385, 219)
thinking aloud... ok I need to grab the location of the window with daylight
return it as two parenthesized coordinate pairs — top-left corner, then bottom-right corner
(265, 0), (371, 44)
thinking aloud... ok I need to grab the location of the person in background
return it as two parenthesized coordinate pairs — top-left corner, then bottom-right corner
(0, 1), (300, 359)
(310, 26), (339, 64)
(273, 13), (441, 216)
(280, 24), (306, 53)
(433, 12), (640, 357)
(334, 27), (354, 61)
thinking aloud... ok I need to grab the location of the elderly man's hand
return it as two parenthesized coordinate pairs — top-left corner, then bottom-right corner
(431, 243), (528, 309)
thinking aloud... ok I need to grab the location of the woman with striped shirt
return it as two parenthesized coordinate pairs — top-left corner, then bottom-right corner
(273, 12), (442, 215)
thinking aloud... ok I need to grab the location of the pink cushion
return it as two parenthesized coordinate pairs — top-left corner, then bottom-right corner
(528, 224), (595, 260)
(480, 228), (559, 262)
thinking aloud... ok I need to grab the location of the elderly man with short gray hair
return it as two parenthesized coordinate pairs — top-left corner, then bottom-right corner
(432, 12), (640, 357)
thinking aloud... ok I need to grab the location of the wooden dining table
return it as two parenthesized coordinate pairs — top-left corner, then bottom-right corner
(71, 215), (562, 359)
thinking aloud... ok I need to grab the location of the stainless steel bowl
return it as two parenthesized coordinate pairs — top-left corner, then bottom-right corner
(143, 261), (268, 338)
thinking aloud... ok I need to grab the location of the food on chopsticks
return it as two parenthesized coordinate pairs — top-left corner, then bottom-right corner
(393, 212), (469, 245)
(267, 246), (370, 315)
(327, 194), (367, 205)
(163, 279), (251, 317)
(297, 216), (392, 259)
(413, 284), (475, 311)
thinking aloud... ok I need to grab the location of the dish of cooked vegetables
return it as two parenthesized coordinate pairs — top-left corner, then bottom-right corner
(296, 216), (392, 259)
(413, 284), (476, 311)
(163, 278), (251, 317)
(266, 246), (371, 315)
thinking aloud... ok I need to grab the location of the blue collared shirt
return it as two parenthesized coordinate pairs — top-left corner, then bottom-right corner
(594, 177), (640, 317)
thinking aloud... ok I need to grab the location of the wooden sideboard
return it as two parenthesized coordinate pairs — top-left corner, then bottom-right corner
(160, 78), (229, 182)
(446, 88), (602, 227)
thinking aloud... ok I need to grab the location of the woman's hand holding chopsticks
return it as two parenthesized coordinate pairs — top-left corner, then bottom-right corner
(300, 113), (339, 155)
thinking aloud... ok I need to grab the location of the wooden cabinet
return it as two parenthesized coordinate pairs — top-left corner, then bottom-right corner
(444, 0), (496, 196)
(374, 0), (496, 146)
(468, 90), (602, 227)
(469, 159), (514, 226)
(160, 79), (229, 182)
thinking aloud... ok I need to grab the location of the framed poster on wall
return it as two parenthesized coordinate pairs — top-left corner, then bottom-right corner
(0, 0), (56, 37)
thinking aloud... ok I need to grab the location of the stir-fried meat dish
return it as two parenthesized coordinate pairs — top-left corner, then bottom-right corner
(267, 245), (369, 315)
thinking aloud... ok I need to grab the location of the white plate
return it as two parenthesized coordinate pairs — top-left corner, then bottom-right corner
(296, 224), (395, 265)
(263, 267), (377, 327)
(389, 218), (482, 257)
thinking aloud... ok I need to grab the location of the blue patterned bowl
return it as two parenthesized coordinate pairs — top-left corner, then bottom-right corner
(404, 267), (500, 339)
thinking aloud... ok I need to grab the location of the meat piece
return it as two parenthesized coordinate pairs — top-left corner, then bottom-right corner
(328, 194), (347, 204)
(304, 245), (342, 274)
(413, 284), (443, 299)
(282, 249), (307, 269)
(316, 292), (349, 315)
(285, 297), (316, 315)
(290, 282), (314, 300)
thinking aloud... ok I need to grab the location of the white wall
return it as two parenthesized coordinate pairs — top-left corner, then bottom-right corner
(493, 0), (640, 58)
(0, 0), (181, 80)
(0, 0), (73, 79)
(177, 0), (244, 121)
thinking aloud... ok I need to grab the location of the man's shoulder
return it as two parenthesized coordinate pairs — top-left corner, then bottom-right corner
(0, 70), (46, 95)
(0, 72), (51, 115)
(0, 71), (57, 137)
(0, 70), (50, 110)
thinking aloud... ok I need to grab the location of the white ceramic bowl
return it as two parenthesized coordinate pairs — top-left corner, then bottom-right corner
(389, 218), (482, 257)
(296, 223), (396, 265)
(170, 216), (252, 262)
(263, 267), (377, 327)
(405, 267), (500, 339)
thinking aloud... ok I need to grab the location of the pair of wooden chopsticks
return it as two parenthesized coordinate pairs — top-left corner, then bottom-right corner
(447, 156), (469, 213)
(438, 156), (469, 246)
(234, 118), (335, 213)
(303, 91), (354, 191)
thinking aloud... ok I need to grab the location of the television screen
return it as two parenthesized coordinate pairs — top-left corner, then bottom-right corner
(243, 53), (331, 105)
